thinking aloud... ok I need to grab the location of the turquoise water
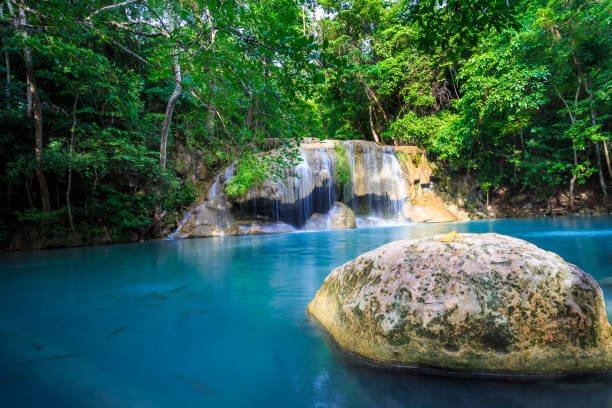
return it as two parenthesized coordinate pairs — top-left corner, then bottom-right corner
(1, 215), (612, 407)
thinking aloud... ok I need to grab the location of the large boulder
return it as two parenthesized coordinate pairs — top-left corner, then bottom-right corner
(304, 213), (330, 231)
(330, 202), (356, 230)
(304, 202), (357, 231)
(308, 233), (612, 376)
(173, 204), (230, 238)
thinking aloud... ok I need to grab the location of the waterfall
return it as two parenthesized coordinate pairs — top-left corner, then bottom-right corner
(167, 163), (235, 239)
(237, 142), (336, 226)
(344, 141), (407, 217)
(234, 140), (408, 227)
(168, 139), (454, 239)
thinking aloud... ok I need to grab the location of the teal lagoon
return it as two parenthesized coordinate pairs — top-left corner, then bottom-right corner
(1, 215), (612, 407)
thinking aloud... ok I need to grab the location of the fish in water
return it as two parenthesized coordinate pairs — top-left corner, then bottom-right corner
(32, 343), (43, 350)
(22, 354), (79, 365)
(598, 277), (612, 287)
(139, 304), (161, 308)
(170, 284), (188, 293)
(181, 377), (212, 394)
(181, 310), (212, 316)
(142, 293), (167, 300)
(105, 326), (127, 338)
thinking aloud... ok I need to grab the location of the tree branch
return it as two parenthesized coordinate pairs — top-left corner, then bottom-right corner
(85, 0), (138, 21)
(104, 20), (169, 37)
(78, 21), (149, 65)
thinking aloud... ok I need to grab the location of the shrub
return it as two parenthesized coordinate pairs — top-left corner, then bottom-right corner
(334, 143), (352, 187)
(224, 155), (268, 199)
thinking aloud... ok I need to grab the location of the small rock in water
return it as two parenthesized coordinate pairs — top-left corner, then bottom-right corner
(308, 233), (612, 376)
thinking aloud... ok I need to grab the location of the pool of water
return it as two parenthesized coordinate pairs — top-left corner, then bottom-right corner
(1, 215), (612, 407)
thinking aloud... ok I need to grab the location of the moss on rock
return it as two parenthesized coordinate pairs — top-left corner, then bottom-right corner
(307, 233), (612, 376)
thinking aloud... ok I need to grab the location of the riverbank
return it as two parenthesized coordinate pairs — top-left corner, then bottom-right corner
(4, 197), (611, 252)
(4, 140), (612, 251)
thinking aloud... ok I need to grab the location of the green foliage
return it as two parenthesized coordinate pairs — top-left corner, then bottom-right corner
(403, 0), (521, 57)
(0, 0), (610, 248)
(334, 143), (352, 186)
(384, 111), (455, 147)
(316, 0), (611, 198)
(0, 0), (320, 246)
(18, 209), (68, 238)
(396, 151), (408, 168)
(412, 151), (422, 167)
(224, 155), (268, 200)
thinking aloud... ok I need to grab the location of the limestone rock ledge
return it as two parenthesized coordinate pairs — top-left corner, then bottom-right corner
(307, 233), (612, 376)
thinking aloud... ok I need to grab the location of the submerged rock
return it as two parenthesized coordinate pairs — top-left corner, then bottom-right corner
(304, 213), (329, 231)
(304, 202), (357, 231)
(226, 220), (294, 235)
(308, 233), (612, 376)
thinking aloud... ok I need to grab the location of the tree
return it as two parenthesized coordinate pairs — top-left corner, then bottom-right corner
(6, 0), (52, 212)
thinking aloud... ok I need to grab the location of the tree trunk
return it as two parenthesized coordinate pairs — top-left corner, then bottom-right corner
(16, 6), (51, 211)
(155, 48), (182, 237)
(584, 73), (612, 181)
(604, 140), (612, 179)
(26, 77), (32, 116)
(368, 104), (380, 143)
(159, 54), (182, 169)
(66, 91), (79, 237)
(569, 147), (577, 209)
(594, 141), (607, 196)
(4, 50), (9, 109)
(553, 82), (580, 209)
(206, 28), (217, 138)
(364, 84), (389, 123)
(24, 175), (33, 208)
(245, 104), (254, 129)
(571, 50), (607, 197)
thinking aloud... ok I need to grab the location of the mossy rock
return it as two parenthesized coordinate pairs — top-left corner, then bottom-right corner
(308, 233), (612, 376)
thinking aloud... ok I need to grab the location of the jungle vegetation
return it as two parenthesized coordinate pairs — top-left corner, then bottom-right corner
(0, 0), (610, 245)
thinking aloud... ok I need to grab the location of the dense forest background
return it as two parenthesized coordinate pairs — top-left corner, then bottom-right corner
(0, 0), (610, 247)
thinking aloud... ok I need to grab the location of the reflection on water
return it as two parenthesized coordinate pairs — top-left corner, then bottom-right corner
(0, 215), (611, 407)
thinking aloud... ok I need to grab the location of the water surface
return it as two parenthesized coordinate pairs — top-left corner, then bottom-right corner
(1, 215), (612, 407)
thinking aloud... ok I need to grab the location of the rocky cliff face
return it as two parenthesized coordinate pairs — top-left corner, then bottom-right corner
(170, 140), (468, 239)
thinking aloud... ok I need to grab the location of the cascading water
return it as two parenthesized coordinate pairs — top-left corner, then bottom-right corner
(236, 143), (337, 226)
(344, 141), (407, 218)
(169, 140), (458, 239)
(167, 163), (235, 239)
(234, 140), (409, 228)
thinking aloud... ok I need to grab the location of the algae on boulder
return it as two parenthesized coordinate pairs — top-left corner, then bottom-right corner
(308, 233), (612, 376)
